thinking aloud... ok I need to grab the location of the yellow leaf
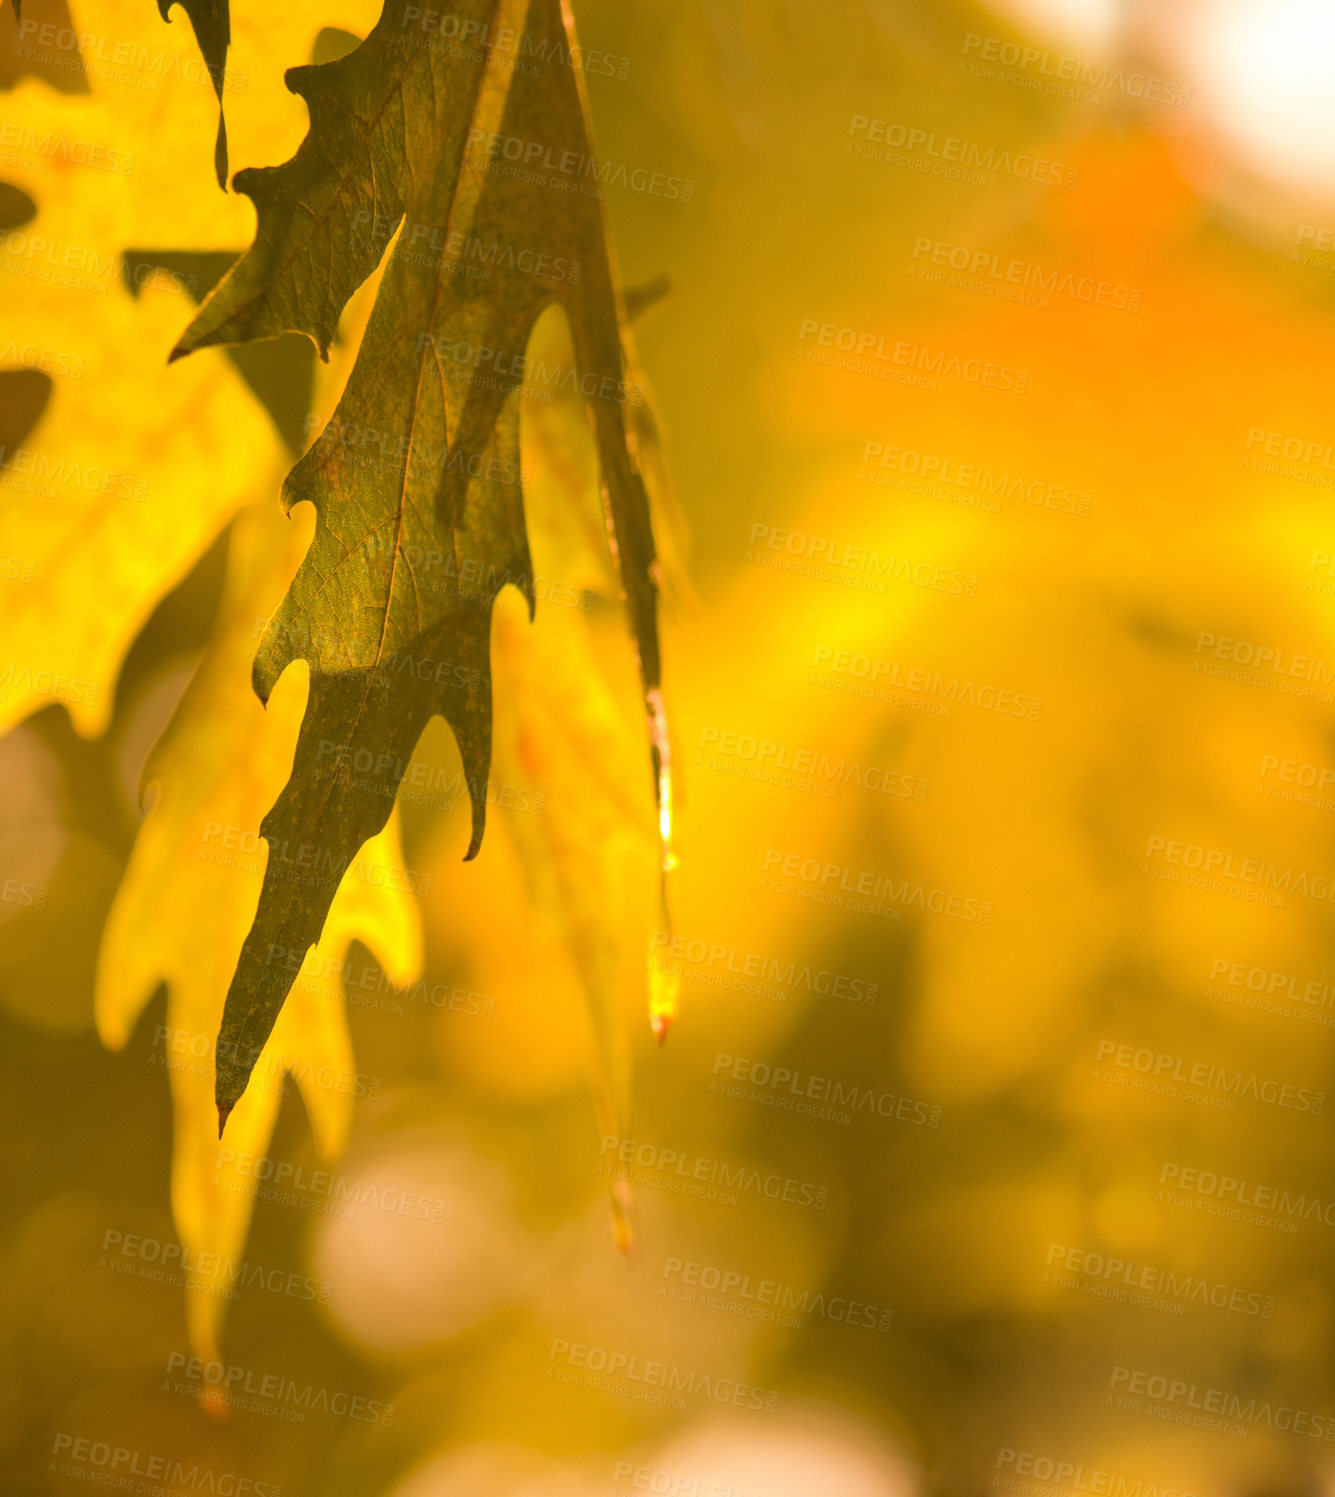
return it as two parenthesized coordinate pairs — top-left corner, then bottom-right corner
(492, 308), (665, 1249)
(0, 0), (383, 734)
(94, 495), (422, 1373)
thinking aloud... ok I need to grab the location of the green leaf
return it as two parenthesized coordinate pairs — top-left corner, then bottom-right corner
(170, 0), (668, 1132)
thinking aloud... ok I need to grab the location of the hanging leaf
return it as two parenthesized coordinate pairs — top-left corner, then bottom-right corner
(169, 0), (670, 1131)
(95, 496), (422, 1375)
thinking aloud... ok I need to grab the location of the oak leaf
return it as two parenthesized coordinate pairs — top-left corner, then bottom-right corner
(494, 306), (670, 1249)
(0, 0), (383, 735)
(171, 0), (669, 1130)
(95, 495), (422, 1373)
(0, 70), (283, 736)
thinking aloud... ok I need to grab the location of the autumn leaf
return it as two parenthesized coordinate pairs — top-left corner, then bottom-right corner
(95, 495), (422, 1374)
(0, 80), (285, 737)
(409, 302), (683, 1254)
(490, 305), (670, 1250)
(0, 0), (380, 737)
(0, 1), (392, 1361)
(170, 0), (669, 1129)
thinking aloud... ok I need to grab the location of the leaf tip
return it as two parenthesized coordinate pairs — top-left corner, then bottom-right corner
(463, 800), (486, 861)
(216, 1099), (234, 1139)
(611, 1179), (635, 1259)
(623, 272), (674, 325)
(214, 115), (228, 192)
(648, 942), (678, 1044)
(201, 1384), (230, 1421)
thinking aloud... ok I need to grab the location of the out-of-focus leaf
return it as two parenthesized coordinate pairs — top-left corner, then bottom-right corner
(466, 308), (668, 1249)
(94, 497), (422, 1371)
(0, 0), (88, 91)
(122, 250), (317, 456)
(0, 81), (284, 736)
(0, 0), (385, 736)
(171, 0), (668, 1130)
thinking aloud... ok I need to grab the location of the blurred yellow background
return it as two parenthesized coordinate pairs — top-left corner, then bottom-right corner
(6, 0), (1335, 1493)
